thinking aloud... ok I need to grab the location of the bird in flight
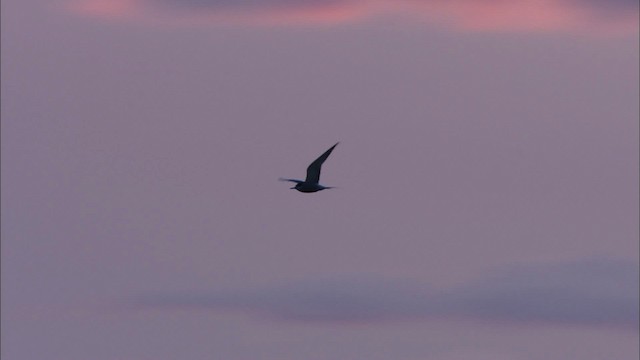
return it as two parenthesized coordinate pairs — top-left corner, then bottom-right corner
(280, 142), (339, 193)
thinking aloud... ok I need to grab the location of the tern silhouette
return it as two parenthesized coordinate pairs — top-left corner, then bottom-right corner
(280, 142), (339, 193)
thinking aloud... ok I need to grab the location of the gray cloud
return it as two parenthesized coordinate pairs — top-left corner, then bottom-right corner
(137, 277), (436, 322)
(153, 0), (640, 15)
(434, 259), (639, 327)
(153, 0), (354, 11)
(134, 258), (639, 329)
(573, 0), (640, 12)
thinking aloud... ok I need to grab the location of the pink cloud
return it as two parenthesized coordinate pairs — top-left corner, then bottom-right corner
(402, 0), (639, 33)
(65, 0), (371, 26)
(67, 0), (140, 20)
(65, 0), (639, 33)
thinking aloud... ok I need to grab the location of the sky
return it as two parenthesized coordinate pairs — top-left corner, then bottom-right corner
(1, 0), (639, 359)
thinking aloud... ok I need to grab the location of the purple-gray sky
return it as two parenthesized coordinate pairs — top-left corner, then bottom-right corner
(2, 0), (639, 359)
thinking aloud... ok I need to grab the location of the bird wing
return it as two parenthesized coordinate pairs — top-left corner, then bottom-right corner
(305, 142), (339, 184)
(279, 178), (303, 184)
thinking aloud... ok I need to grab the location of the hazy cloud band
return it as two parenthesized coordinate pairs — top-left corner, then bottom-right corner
(134, 258), (639, 329)
(66, 0), (639, 33)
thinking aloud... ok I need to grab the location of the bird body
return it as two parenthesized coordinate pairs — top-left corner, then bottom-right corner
(291, 182), (333, 193)
(280, 142), (339, 193)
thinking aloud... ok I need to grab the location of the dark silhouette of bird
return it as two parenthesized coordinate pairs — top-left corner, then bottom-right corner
(280, 142), (339, 193)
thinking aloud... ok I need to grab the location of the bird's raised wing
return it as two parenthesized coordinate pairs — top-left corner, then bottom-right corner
(305, 142), (339, 184)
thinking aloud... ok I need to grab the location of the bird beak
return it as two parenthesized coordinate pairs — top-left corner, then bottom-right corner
(290, 186), (296, 189)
